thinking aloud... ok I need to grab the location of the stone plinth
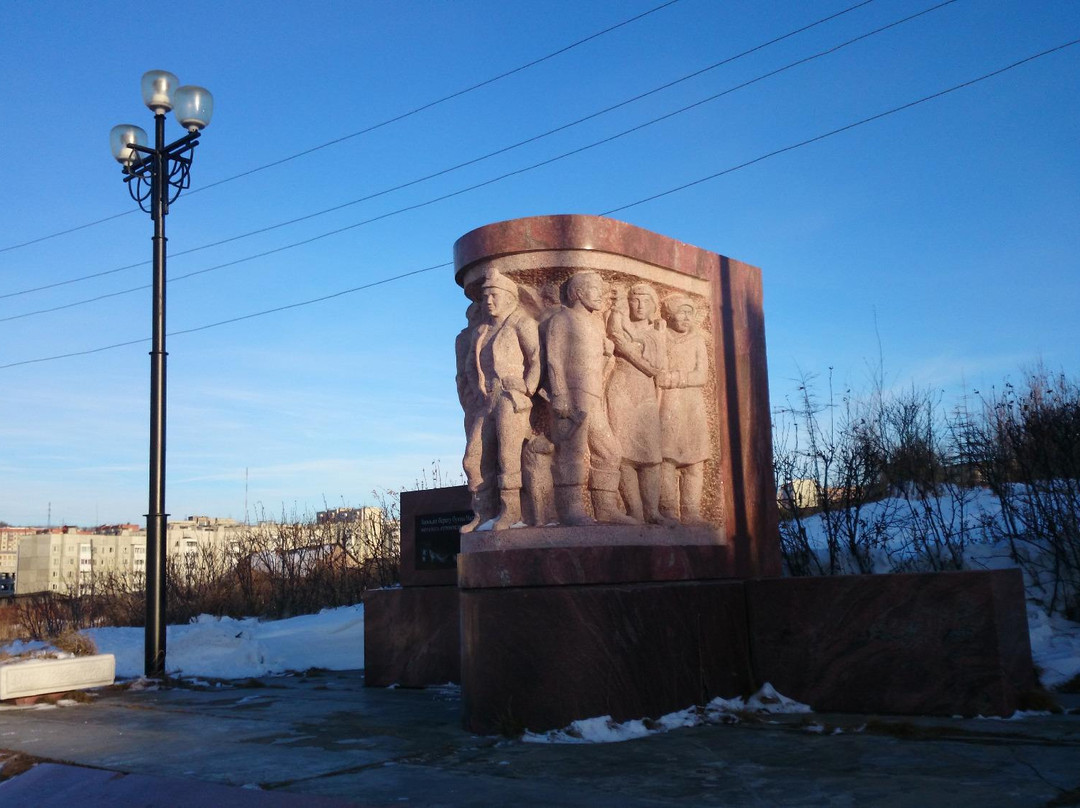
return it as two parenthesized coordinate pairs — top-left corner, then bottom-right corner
(458, 544), (733, 588)
(0, 654), (115, 701)
(460, 580), (752, 734)
(746, 569), (1037, 717)
(363, 587), (460, 687)
(460, 522), (724, 552)
(399, 486), (472, 587)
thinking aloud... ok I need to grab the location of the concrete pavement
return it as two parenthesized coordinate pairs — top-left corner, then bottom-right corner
(1, 671), (1079, 806)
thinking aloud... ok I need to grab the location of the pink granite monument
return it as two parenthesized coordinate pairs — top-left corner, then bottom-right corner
(453, 214), (780, 580)
(364, 215), (1036, 733)
(453, 215), (779, 731)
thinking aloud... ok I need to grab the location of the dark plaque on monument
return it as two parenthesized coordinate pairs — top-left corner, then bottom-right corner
(414, 511), (471, 570)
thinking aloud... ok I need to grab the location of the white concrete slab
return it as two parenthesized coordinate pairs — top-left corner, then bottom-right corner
(0, 654), (115, 700)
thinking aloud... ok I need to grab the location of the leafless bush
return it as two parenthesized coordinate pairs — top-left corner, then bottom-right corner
(960, 369), (1080, 618)
(774, 371), (896, 575)
(13, 593), (76, 639)
(228, 493), (400, 619)
(774, 374), (976, 576)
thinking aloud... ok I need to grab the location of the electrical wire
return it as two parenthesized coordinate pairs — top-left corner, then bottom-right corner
(3, 37), (1075, 371)
(0, 0), (950, 322)
(600, 38), (1080, 216)
(0, 0), (685, 256)
(1, 0), (877, 300)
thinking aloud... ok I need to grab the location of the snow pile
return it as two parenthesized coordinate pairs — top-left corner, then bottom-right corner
(1027, 605), (1080, 689)
(82, 605), (363, 680)
(522, 683), (810, 744)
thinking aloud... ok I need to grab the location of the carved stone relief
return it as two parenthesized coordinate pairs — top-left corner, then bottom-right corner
(457, 262), (718, 531)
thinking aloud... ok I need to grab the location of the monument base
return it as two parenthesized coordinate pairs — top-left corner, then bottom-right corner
(363, 586), (460, 687)
(459, 566), (1036, 733)
(746, 569), (1037, 717)
(461, 579), (752, 734)
(458, 543), (734, 588)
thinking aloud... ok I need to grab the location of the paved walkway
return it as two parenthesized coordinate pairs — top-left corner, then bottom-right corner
(1, 671), (1079, 807)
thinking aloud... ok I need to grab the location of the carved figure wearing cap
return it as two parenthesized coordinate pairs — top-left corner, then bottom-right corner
(455, 302), (489, 528)
(461, 268), (540, 531)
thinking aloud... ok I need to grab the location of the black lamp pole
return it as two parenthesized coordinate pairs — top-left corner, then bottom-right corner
(146, 111), (170, 679)
(112, 72), (211, 678)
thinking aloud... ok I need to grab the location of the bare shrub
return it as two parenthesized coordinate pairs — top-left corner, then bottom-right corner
(961, 369), (1080, 618)
(774, 374), (979, 576)
(13, 593), (75, 639)
(773, 371), (895, 575)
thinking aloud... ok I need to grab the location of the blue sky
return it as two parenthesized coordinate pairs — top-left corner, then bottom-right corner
(1, 0), (1077, 526)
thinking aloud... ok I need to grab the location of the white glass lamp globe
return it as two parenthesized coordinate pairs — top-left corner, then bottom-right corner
(141, 70), (179, 113)
(110, 124), (149, 165)
(173, 86), (213, 131)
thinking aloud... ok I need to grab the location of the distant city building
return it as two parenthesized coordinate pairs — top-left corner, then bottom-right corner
(0, 527), (34, 595)
(15, 527), (147, 595)
(10, 509), (394, 595)
(315, 507), (390, 560)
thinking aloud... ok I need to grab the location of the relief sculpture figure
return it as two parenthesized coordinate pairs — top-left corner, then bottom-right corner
(658, 295), (712, 523)
(606, 283), (674, 525)
(545, 271), (635, 525)
(462, 269), (540, 531)
(456, 301), (490, 531)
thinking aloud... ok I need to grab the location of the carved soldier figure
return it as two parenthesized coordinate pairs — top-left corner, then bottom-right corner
(658, 295), (712, 523)
(463, 269), (541, 531)
(456, 302), (491, 532)
(545, 271), (635, 525)
(607, 282), (673, 525)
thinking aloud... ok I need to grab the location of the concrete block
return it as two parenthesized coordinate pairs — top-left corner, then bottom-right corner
(1, 654), (115, 700)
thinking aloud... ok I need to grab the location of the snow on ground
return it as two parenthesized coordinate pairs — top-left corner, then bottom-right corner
(523, 683), (811, 744)
(1027, 605), (1080, 689)
(77, 605), (364, 680)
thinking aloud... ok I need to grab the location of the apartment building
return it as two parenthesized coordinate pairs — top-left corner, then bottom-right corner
(12, 509), (394, 595)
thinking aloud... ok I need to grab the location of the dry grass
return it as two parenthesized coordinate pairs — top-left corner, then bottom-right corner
(0, 750), (45, 782)
(52, 631), (97, 657)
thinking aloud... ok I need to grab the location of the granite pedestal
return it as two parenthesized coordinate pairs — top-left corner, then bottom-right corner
(362, 487), (471, 687)
(746, 569), (1037, 717)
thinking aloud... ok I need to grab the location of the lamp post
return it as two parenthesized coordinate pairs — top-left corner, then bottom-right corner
(110, 70), (213, 678)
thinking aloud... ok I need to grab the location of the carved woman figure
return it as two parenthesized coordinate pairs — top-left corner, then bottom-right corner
(658, 295), (711, 523)
(606, 283), (673, 524)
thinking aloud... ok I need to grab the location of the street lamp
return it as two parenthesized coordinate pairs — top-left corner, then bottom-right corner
(110, 70), (213, 678)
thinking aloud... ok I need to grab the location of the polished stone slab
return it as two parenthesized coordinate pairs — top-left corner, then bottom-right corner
(461, 580), (752, 734)
(363, 586), (460, 687)
(399, 486), (471, 587)
(746, 569), (1038, 717)
(458, 544), (734, 589)
(460, 522), (725, 553)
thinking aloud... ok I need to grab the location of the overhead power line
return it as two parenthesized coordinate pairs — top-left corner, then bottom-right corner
(1, 0), (877, 301)
(1, 0), (949, 322)
(600, 38), (1080, 216)
(0, 263), (452, 369)
(3, 38), (1075, 371)
(0, 0), (685, 256)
